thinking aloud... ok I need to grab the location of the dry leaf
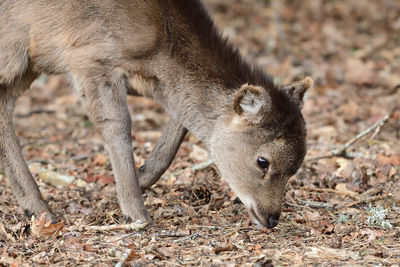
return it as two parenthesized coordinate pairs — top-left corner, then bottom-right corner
(334, 159), (355, 180)
(39, 171), (75, 187)
(327, 234), (342, 249)
(97, 174), (115, 185)
(31, 212), (64, 237)
(360, 228), (384, 242)
(214, 242), (235, 254)
(304, 211), (321, 221)
(0, 222), (15, 242)
(93, 153), (107, 166)
(377, 154), (400, 166)
(335, 183), (358, 197)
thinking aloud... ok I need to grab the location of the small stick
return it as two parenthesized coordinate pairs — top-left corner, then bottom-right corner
(162, 159), (214, 179)
(69, 221), (148, 232)
(0, 223), (15, 242)
(156, 230), (191, 238)
(345, 188), (384, 207)
(307, 115), (389, 161)
(345, 195), (385, 208)
(173, 232), (201, 243)
(186, 223), (239, 230)
(186, 224), (223, 230)
(114, 249), (132, 267)
(15, 109), (55, 118)
(388, 84), (400, 95)
(303, 186), (359, 199)
(298, 200), (333, 210)
(370, 123), (382, 140)
(191, 159), (214, 171)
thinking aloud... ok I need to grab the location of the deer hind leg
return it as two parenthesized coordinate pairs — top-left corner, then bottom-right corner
(71, 68), (152, 224)
(0, 71), (56, 222)
(138, 118), (187, 190)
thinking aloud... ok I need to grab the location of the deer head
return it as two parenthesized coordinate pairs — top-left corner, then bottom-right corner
(210, 77), (312, 228)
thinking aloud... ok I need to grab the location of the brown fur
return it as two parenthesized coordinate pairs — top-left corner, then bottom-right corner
(0, 0), (311, 228)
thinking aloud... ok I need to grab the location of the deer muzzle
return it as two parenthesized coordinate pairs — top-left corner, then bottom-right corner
(249, 206), (281, 228)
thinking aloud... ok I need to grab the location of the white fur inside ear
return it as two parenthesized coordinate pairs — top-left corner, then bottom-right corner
(239, 96), (263, 115)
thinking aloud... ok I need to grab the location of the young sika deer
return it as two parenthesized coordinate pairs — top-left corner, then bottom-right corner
(0, 0), (312, 228)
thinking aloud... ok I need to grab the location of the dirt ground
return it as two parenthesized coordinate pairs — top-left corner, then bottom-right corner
(1, 0), (400, 266)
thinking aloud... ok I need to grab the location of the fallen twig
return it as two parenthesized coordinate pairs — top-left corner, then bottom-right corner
(191, 159), (214, 171)
(69, 221), (148, 232)
(186, 223), (238, 230)
(298, 200), (334, 210)
(15, 109), (55, 118)
(388, 84), (400, 95)
(302, 186), (360, 200)
(307, 115), (389, 161)
(162, 159), (214, 179)
(156, 229), (191, 238)
(345, 188), (384, 207)
(114, 248), (132, 267)
(173, 232), (201, 243)
(109, 248), (136, 267)
(0, 222), (15, 242)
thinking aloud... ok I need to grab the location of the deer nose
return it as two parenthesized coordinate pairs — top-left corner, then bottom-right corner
(266, 213), (280, 229)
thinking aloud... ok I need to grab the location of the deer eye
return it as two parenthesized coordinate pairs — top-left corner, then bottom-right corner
(257, 157), (269, 170)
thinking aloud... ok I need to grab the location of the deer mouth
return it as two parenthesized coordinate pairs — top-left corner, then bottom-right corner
(249, 207), (266, 227)
(249, 206), (280, 228)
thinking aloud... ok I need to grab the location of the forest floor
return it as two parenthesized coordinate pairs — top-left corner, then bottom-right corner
(1, 0), (400, 266)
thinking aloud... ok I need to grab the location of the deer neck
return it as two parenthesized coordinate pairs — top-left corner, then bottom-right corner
(148, 53), (235, 145)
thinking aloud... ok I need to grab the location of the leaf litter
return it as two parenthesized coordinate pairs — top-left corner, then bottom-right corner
(1, 0), (400, 266)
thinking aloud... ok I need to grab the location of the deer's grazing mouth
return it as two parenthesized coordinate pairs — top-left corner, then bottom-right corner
(249, 206), (280, 229)
(249, 208), (266, 227)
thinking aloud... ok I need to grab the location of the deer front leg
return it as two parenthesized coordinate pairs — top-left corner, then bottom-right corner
(138, 118), (187, 190)
(126, 82), (188, 190)
(72, 70), (151, 224)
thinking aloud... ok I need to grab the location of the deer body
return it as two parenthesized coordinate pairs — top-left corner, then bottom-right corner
(0, 0), (311, 228)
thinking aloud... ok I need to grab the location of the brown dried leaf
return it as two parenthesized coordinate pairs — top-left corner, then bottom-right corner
(93, 153), (107, 166)
(214, 242), (235, 254)
(327, 234), (342, 249)
(377, 154), (400, 166)
(335, 183), (358, 198)
(334, 159), (355, 180)
(31, 212), (64, 237)
(0, 222), (15, 242)
(126, 249), (140, 261)
(96, 174), (115, 185)
(360, 228), (385, 242)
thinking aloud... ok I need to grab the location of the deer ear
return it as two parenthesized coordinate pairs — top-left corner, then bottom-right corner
(282, 76), (313, 107)
(233, 84), (271, 125)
